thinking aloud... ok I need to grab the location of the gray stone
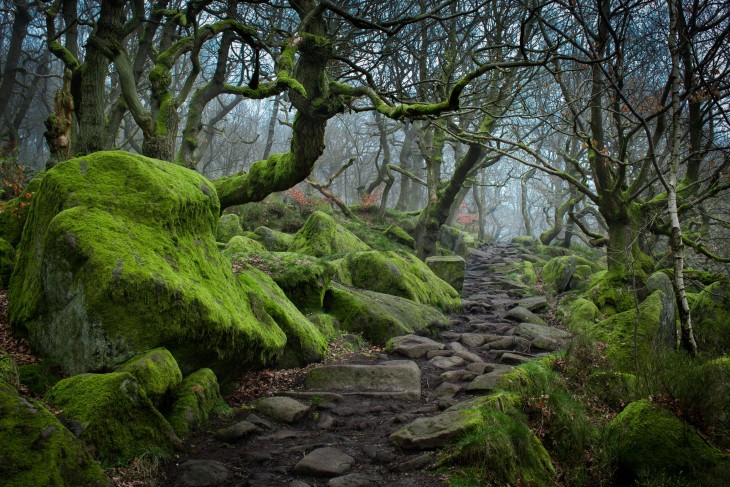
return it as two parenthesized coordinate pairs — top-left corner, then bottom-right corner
(440, 369), (478, 382)
(448, 341), (467, 353)
(501, 352), (532, 365)
(455, 350), (484, 363)
(388, 410), (470, 449)
(213, 420), (259, 442)
(531, 336), (560, 351)
(466, 362), (495, 374)
(390, 335), (445, 358)
(251, 396), (309, 423)
(425, 255), (466, 292)
(435, 382), (462, 397)
(244, 413), (274, 430)
(328, 473), (383, 487)
(429, 355), (465, 369)
(316, 413), (336, 430)
(294, 447), (355, 476)
(460, 333), (487, 347)
(505, 306), (547, 325)
(305, 361), (421, 400)
(516, 295), (549, 311)
(389, 453), (434, 472)
(466, 371), (507, 392)
(514, 322), (571, 341)
(426, 349), (453, 359)
(289, 481), (312, 487)
(482, 336), (531, 351)
(175, 460), (231, 487)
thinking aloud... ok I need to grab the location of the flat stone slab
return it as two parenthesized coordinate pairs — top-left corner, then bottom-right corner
(251, 396), (309, 423)
(460, 333), (487, 347)
(294, 447), (355, 476)
(328, 473), (383, 486)
(388, 410), (471, 449)
(514, 322), (571, 341)
(305, 361), (421, 401)
(455, 350), (484, 363)
(213, 420), (259, 442)
(516, 295), (549, 311)
(466, 366), (514, 392)
(174, 460), (231, 487)
(429, 355), (465, 369)
(500, 352), (532, 365)
(505, 306), (547, 325)
(390, 334), (445, 358)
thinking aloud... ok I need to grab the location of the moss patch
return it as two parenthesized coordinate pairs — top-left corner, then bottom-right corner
(0, 381), (110, 486)
(253, 226), (294, 251)
(116, 347), (182, 407)
(222, 235), (266, 257)
(691, 280), (730, 356)
(425, 255), (466, 292)
(383, 223), (415, 247)
(438, 224), (476, 256)
(334, 250), (460, 312)
(289, 211), (370, 257)
(45, 372), (179, 465)
(9, 151), (288, 377)
(166, 368), (222, 439)
(215, 213), (243, 243)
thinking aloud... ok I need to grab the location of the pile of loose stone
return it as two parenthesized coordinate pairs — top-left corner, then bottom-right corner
(164, 243), (570, 487)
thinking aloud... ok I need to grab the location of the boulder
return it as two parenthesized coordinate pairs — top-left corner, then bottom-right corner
(174, 459), (231, 487)
(221, 235), (266, 257)
(334, 250), (460, 312)
(8, 151), (308, 376)
(691, 280), (730, 356)
(646, 271), (677, 349)
(542, 255), (600, 294)
(44, 371), (179, 464)
(166, 368), (222, 438)
(116, 347), (182, 407)
(389, 334), (445, 359)
(0, 176), (42, 246)
(606, 400), (727, 484)
(254, 226), (294, 251)
(0, 381), (110, 486)
(505, 306), (547, 326)
(289, 211), (370, 257)
(251, 396), (309, 423)
(306, 361), (421, 401)
(323, 283), (449, 345)
(560, 297), (600, 332)
(438, 224), (476, 256)
(215, 213), (243, 243)
(383, 224), (415, 247)
(294, 447), (355, 476)
(425, 255), (466, 292)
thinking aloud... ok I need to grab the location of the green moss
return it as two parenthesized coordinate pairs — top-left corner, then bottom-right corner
(237, 266), (326, 368)
(334, 250), (460, 312)
(0, 175), (42, 246)
(0, 237), (15, 286)
(606, 400), (727, 484)
(383, 224), (415, 247)
(17, 361), (62, 395)
(233, 198), (303, 233)
(691, 281), (730, 357)
(116, 347), (182, 407)
(231, 251), (334, 311)
(0, 381), (110, 486)
(166, 368), (222, 439)
(511, 235), (537, 247)
(45, 372), (179, 465)
(438, 224), (476, 256)
(216, 213), (243, 243)
(9, 151), (288, 377)
(584, 271), (638, 316)
(542, 255), (601, 294)
(425, 255), (466, 292)
(222, 235), (267, 257)
(517, 260), (537, 286)
(305, 312), (339, 340)
(323, 282), (448, 345)
(0, 354), (18, 385)
(254, 226), (295, 251)
(288, 211), (371, 257)
(559, 297), (600, 332)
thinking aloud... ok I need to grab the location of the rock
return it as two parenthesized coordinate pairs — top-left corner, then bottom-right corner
(289, 481), (312, 487)
(517, 295), (548, 311)
(505, 306), (547, 326)
(174, 459), (231, 487)
(425, 255), (466, 292)
(216, 213), (243, 243)
(448, 341), (467, 353)
(560, 297), (600, 332)
(323, 283), (449, 345)
(254, 226), (294, 251)
(514, 322), (571, 341)
(334, 250), (461, 312)
(429, 356), (465, 369)
(531, 336), (560, 351)
(44, 371), (179, 464)
(294, 447), (355, 476)
(388, 409), (472, 449)
(221, 235), (267, 257)
(8, 151), (321, 377)
(389, 334), (445, 358)
(482, 336), (531, 352)
(500, 353), (532, 365)
(166, 368), (222, 438)
(251, 396), (309, 423)
(435, 382), (462, 398)
(426, 349), (453, 359)
(606, 400), (727, 484)
(214, 420), (259, 442)
(466, 362), (495, 374)
(244, 413), (274, 429)
(460, 333), (487, 347)
(0, 381), (110, 486)
(306, 361), (421, 401)
(328, 473), (383, 486)
(289, 211), (371, 257)
(383, 224), (415, 247)
(542, 255), (600, 293)
(390, 453), (434, 472)
(440, 369), (478, 382)
(646, 272), (677, 350)
(116, 347), (182, 407)
(690, 280), (730, 356)
(466, 368), (512, 392)
(438, 224), (476, 256)
(455, 350), (484, 363)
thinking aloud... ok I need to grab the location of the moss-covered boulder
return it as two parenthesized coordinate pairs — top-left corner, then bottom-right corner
(232, 252), (334, 311)
(511, 235), (537, 248)
(0, 237), (14, 287)
(542, 255), (601, 294)
(384, 224), (415, 248)
(646, 271), (677, 349)
(334, 251), (460, 312)
(16, 361), (62, 395)
(222, 235), (266, 257)
(237, 266), (327, 368)
(425, 255), (466, 292)
(215, 213), (243, 243)
(45, 371), (179, 464)
(116, 348), (182, 407)
(606, 400), (728, 484)
(253, 226), (294, 251)
(323, 283), (449, 345)
(560, 297), (600, 332)
(0, 380), (110, 486)
(0, 175), (42, 246)
(8, 151), (298, 376)
(691, 280), (730, 356)
(438, 224), (476, 256)
(166, 368), (222, 439)
(289, 211), (370, 257)
(583, 270), (637, 316)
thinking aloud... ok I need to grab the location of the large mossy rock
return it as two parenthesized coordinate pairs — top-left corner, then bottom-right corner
(323, 283), (449, 345)
(116, 347), (182, 407)
(44, 371), (179, 464)
(691, 280), (730, 356)
(583, 271), (638, 316)
(425, 255), (466, 292)
(253, 226), (294, 251)
(222, 235), (266, 257)
(542, 255), (601, 294)
(166, 368), (222, 439)
(383, 224), (415, 248)
(438, 224), (476, 256)
(289, 211), (370, 257)
(606, 400), (728, 484)
(8, 151), (305, 376)
(215, 213), (243, 243)
(0, 381), (110, 486)
(334, 251), (460, 312)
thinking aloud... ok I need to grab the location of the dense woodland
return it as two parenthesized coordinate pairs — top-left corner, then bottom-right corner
(1, 1), (729, 486)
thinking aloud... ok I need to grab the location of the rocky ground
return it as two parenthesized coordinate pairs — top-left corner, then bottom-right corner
(161, 244), (567, 487)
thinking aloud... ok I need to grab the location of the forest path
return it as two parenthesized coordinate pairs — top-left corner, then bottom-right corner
(162, 243), (559, 487)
